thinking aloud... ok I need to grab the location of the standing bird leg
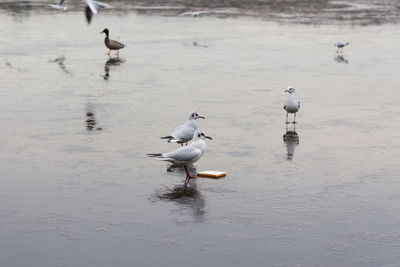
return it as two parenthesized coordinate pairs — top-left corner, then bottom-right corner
(106, 50), (111, 56)
(183, 165), (196, 189)
(285, 113), (289, 125)
(292, 113), (297, 124)
(116, 50), (119, 57)
(184, 165), (196, 179)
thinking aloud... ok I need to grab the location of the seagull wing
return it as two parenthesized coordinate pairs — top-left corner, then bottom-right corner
(172, 125), (195, 141)
(93, 0), (111, 8)
(163, 146), (201, 162)
(85, 0), (98, 14)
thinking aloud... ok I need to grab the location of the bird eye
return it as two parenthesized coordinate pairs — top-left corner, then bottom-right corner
(201, 133), (204, 136)
(198, 134), (200, 137)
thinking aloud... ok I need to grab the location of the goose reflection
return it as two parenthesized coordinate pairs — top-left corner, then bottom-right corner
(102, 57), (125, 80)
(86, 103), (102, 131)
(49, 56), (71, 74)
(157, 180), (205, 223)
(334, 54), (349, 64)
(283, 129), (299, 160)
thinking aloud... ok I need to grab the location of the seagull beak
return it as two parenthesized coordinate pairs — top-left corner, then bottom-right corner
(199, 116), (205, 119)
(205, 136), (213, 140)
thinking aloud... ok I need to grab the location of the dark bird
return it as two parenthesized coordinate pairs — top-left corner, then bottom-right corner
(100, 28), (125, 57)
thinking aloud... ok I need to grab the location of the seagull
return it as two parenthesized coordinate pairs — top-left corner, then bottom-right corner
(100, 28), (125, 57)
(84, 0), (111, 24)
(178, 11), (210, 17)
(161, 111), (205, 146)
(49, 0), (68, 11)
(148, 131), (212, 187)
(284, 86), (300, 125)
(334, 41), (349, 53)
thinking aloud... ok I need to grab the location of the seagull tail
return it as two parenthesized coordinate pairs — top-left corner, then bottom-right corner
(168, 139), (180, 143)
(160, 135), (173, 140)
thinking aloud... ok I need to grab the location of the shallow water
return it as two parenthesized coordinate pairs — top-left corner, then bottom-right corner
(1, 8), (400, 267)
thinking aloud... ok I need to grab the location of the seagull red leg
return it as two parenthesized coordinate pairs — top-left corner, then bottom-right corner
(184, 165), (196, 179)
(285, 113), (289, 125)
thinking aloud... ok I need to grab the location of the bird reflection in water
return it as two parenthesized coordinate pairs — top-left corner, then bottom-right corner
(157, 180), (205, 223)
(1, 2), (32, 22)
(283, 129), (299, 160)
(102, 57), (125, 80)
(86, 104), (102, 131)
(49, 56), (71, 75)
(334, 54), (349, 64)
(193, 41), (208, 48)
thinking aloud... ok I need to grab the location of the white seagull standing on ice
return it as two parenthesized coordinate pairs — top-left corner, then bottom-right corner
(334, 41), (350, 53)
(148, 131), (212, 187)
(161, 111), (205, 146)
(284, 86), (300, 124)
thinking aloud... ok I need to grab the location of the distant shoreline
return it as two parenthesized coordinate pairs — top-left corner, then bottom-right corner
(1, 0), (399, 25)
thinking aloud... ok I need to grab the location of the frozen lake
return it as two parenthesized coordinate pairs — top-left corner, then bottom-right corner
(1, 3), (400, 267)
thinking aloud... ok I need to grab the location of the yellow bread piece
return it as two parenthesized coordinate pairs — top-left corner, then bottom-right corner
(197, 171), (226, 178)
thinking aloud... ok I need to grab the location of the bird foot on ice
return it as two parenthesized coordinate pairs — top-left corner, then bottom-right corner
(186, 174), (196, 179)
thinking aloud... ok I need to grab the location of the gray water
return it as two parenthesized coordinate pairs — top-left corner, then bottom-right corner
(1, 6), (400, 267)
